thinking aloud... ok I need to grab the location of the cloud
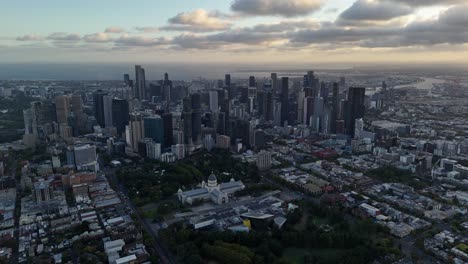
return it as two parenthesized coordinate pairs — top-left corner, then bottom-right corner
(231, 0), (323, 17)
(289, 4), (468, 48)
(115, 35), (169, 47)
(104, 27), (125, 33)
(16, 34), (43, 41)
(135, 27), (159, 33)
(338, 0), (412, 23)
(391, 0), (465, 6)
(47, 32), (81, 41)
(83, 33), (112, 43)
(163, 9), (231, 32)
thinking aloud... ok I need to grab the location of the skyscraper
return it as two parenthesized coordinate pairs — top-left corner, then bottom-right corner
(162, 113), (173, 148)
(209, 91), (219, 112)
(191, 93), (202, 144)
(144, 116), (164, 144)
(271, 73), (278, 94)
(224, 74), (231, 88)
(182, 97), (192, 145)
(55, 95), (70, 125)
(331, 83), (340, 134)
(249, 76), (256, 87)
(124, 74), (130, 86)
(112, 98), (129, 136)
(346, 87), (366, 137)
(134, 65), (146, 100)
(129, 113), (144, 153)
(280, 77), (289, 126)
(103, 95), (113, 128)
(93, 90), (107, 127)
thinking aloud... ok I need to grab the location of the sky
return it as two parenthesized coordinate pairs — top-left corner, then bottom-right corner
(1, 0), (468, 65)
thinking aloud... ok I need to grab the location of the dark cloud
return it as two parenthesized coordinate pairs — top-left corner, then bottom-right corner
(290, 4), (468, 48)
(114, 35), (169, 47)
(391, 0), (465, 6)
(231, 0), (323, 17)
(338, 0), (412, 22)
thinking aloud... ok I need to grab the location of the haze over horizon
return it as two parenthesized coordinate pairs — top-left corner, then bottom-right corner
(2, 0), (468, 66)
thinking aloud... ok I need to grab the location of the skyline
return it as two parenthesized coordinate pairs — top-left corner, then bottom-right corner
(1, 0), (468, 64)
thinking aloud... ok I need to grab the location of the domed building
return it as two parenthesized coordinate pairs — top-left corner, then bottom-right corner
(177, 173), (245, 205)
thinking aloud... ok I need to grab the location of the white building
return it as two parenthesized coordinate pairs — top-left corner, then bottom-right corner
(171, 144), (185, 160)
(256, 150), (272, 170)
(146, 141), (161, 160)
(178, 173), (245, 205)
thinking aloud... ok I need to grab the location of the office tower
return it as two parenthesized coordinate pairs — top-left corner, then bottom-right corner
(256, 150), (272, 170)
(209, 91), (219, 112)
(217, 112), (226, 135)
(124, 74), (130, 85)
(146, 141), (162, 160)
(173, 130), (184, 145)
(240, 87), (248, 103)
(354, 118), (364, 139)
(265, 91), (273, 121)
(112, 98), (129, 136)
(163, 73), (173, 103)
(221, 98), (230, 133)
(254, 129), (266, 148)
(71, 94), (83, 116)
(271, 101), (280, 127)
(103, 95), (114, 128)
(129, 113), (144, 153)
(217, 80), (224, 89)
(311, 97), (324, 132)
(191, 93), (202, 144)
(216, 135), (231, 149)
(303, 97), (314, 126)
(340, 77), (346, 90)
(23, 109), (33, 135)
(171, 144), (185, 160)
(162, 113), (173, 148)
(257, 91), (265, 116)
(182, 97), (192, 145)
(297, 90), (305, 124)
(74, 144), (97, 169)
(346, 87), (366, 137)
(134, 65), (146, 100)
(224, 74), (231, 88)
(331, 83), (340, 133)
(93, 90), (107, 127)
(280, 77), (289, 126)
(249, 76), (256, 87)
(30, 101), (55, 139)
(55, 95), (70, 125)
(144, 116), (164, 144)
(33, 180), (53, 203)
(271, 73), (278, 94)
(203, 134), (215, 151)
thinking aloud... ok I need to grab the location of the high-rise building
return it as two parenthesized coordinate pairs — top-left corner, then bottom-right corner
(103, 95), (114, 128)
(224, 74), (231, 88)
(191, 94), (202, 144)
(93, 90), (107, 127)
(297, 90), (305, 124)
(280, 77), (289, 126)
(271, 73), (278, 94)
(134, 65), (146, 100)
(303, 97), (314, 126)
(112, 98), (129, 136)
(146, 140), (161, 160)
(209, 91), (219, 112)
(331, 83), (340, 134)
(346, 87), (366, 137)
(124, 74), (131, 86)
(55, 95), (70, 125)
(216, 135), (230, 149)
(171, 144), (185, 160)
(249, 76), (256, 87)
(265, 91), (273, 121)
(23, 109), (33, 135)
(256, 150), (272, 170)
(354, 118), (364, 139)
(129, 113), (144, 152)
(162, 113), (173, 148)
(143, 116), (164, 144)
(182, 97), (192, 145)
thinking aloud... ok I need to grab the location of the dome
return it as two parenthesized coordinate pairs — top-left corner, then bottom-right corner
(208, 173), (217, 182)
